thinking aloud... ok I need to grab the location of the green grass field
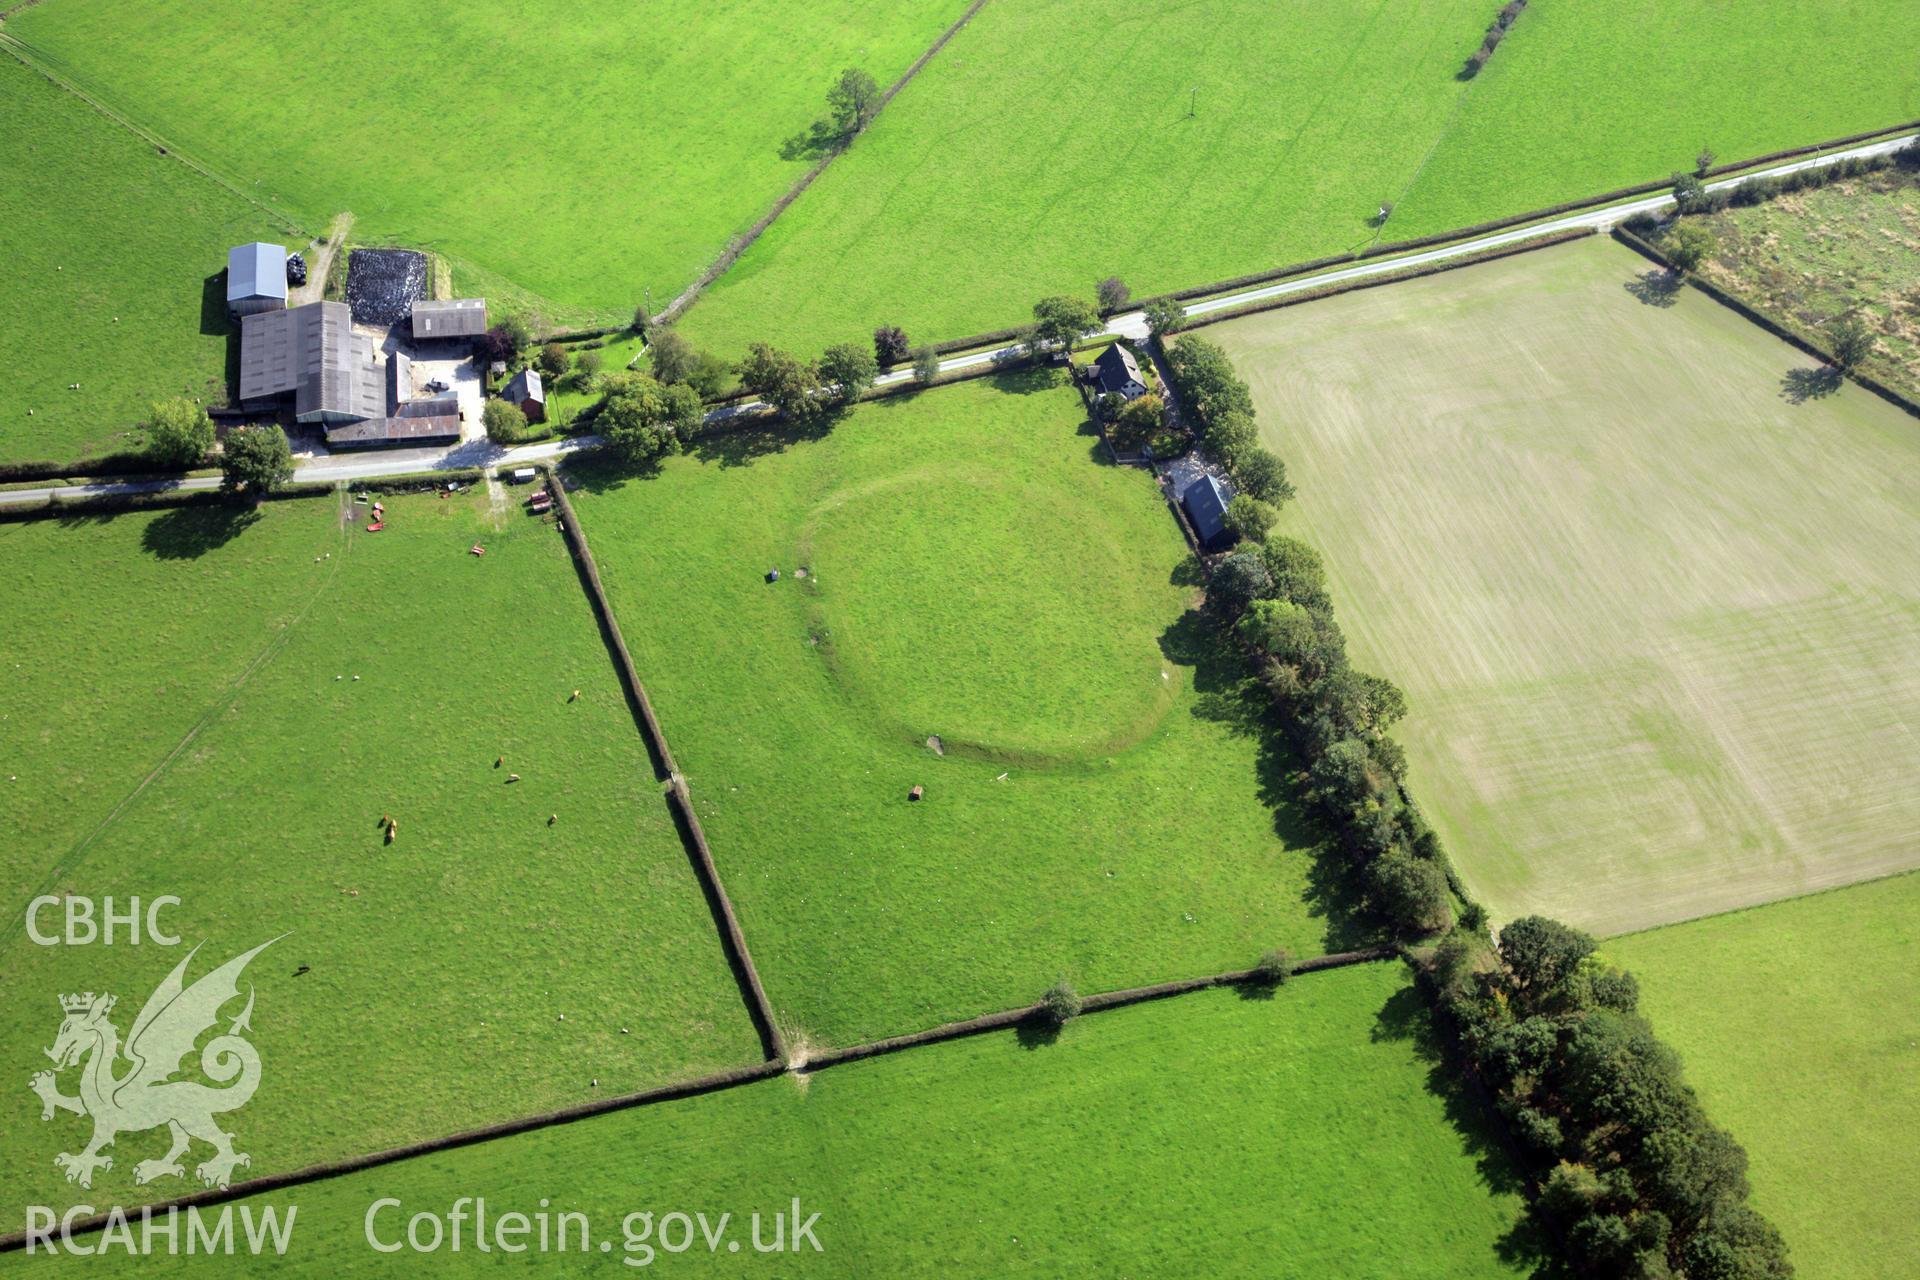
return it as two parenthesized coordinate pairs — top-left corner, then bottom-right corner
(5, 0), (968, 325)
(1611, 872), (1920, 1280)
(16, 963), (1529, 1277)
(0, 57), (293, 465)
(567, 372), (1370, 1047)
(1683, 167), (1920, 399)
(678, 0), (1920, 357)
(0, 492), (758, 1222)
(1207, 235), (1920, 936)
(1388, 0), (1920, 239)
(679, 0), (1488, 355)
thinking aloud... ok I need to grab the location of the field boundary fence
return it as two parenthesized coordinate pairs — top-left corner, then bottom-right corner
(655, 0), (997, 326)
(542, 473), (787, 1063)
(0, 945), (1399, 1253)
(1612, 226), (1920, 420)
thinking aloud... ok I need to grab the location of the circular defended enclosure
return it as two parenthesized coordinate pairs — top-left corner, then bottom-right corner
(799, 462), (1178, 763)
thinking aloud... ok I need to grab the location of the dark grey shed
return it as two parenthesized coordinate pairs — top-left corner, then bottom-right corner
(1182, 473), (1233, 549)
(501, 367), (546, 424)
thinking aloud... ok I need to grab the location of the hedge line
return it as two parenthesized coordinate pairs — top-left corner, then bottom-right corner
(1176, 226), (1594, 331)
(1614, 226), (1920, 420)
(1461, 0), (1527, 79)
(0, 1058), (786, 1254)
(802, 947), (1395, 1073)
(543, 474), (786, 1063)
(1119, 118), (1920, 319)
(657, 0), (996, 326)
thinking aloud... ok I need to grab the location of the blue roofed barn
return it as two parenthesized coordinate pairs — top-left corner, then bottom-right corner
(226, 242), (288, 317)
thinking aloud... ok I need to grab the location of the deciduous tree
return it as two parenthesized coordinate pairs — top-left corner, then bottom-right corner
(739, 343), (824, 422)
(219, 424), (293, 498)
(144, 397), (214, 466)
(1030, 295), (1101, 355)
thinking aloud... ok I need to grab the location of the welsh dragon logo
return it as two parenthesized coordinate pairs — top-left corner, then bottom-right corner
(29, 938), (279, 1191)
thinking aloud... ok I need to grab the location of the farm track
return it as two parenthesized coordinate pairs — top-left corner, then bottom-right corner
(20, 502), (353, 904)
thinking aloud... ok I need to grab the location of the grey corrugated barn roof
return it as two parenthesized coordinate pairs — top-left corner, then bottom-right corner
(238, 301), (383, 424)
(325, 394), (461, 449)
(411, 298), (488, 339)
(1182, 473), (1232, 548)
(227, 242), (288, 304)
(1093, 343), (1145, 397)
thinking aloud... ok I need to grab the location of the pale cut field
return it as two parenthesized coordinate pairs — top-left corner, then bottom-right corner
(1211, 234), (1920, 934)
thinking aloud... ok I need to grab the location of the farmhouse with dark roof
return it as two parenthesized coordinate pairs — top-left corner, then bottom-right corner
(1091, 344), (1148, 401)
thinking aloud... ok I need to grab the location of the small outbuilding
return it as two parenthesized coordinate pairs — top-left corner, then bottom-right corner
(411, 298), (489, 341)
(1182, 474), (1234, 550)
(226, 242), (289, 317)
(1091, 343), (1148, 401)
(501, 367), (546, 424)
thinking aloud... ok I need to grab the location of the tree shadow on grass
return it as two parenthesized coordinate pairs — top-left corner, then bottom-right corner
(1781, 365), (1842, 404)
(1370, 983), (1534, 1204)
(139, 503), (258, 559)
(1623, 269), (1682, 308)
(1014, 1013), (1062, 1050)
(1169, 553), (1208, 590)
(1158, 608), (1375, 951)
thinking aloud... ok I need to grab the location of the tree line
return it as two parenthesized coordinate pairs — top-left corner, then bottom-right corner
(1158, 331), (1795, 1278)
(1429, 918), (1791, 1278)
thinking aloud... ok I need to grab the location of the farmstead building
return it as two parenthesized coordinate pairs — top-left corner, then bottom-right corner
(226, 242), (288, 318)
(1092, 344), (1148, 401)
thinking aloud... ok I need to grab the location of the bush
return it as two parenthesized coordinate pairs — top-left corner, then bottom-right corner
(536, 343), (570, 378)
(1250, 948), (1295, 986)
(1096, 277), (1131, 312)
(1695, 146), (1716, 177)
(483, 398), (531, 444)
(143, 397), (214, 466)
(574, 349), (605, 383)
(1038, 981), (1082, 1027)
(1225, 494), (1277, 542)
(873, 325), (910, 368)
